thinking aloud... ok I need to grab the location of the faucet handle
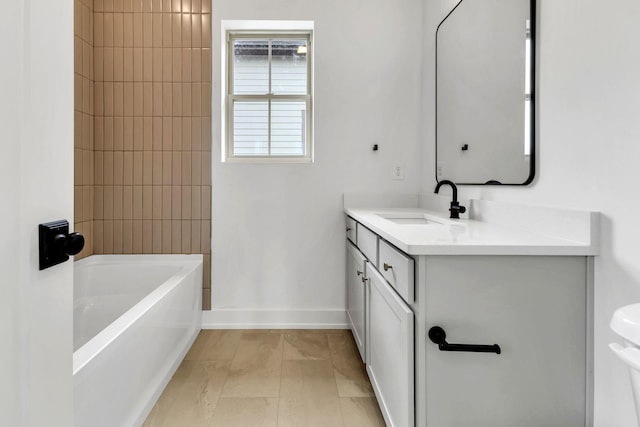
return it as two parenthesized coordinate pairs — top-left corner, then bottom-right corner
(450, 202), (466, 219)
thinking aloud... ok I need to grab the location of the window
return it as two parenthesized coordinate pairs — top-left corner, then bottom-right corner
(225, 28), (313, 162)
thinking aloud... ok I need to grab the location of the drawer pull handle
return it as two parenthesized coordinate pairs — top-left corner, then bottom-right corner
(428, 326), (501, 355)
(383, 263), (392, 271)
(361, 276), (369, 284)
(357, 270), (363, 276)
(346, 227), (352, 232)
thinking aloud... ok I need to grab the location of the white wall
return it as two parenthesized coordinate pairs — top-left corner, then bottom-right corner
(423, 0), (640, 425)
(207, 0), (423, 326)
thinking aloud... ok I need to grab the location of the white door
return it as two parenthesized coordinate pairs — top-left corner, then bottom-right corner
(0, 1), (74, 426)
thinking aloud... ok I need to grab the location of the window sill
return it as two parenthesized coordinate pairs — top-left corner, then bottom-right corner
(223, 156), (313, 164)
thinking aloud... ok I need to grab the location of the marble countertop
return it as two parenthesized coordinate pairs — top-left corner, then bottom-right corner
(345, 207), (599, 256)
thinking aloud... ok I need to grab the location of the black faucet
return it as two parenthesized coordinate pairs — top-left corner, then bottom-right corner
(434, 180), (466, 219)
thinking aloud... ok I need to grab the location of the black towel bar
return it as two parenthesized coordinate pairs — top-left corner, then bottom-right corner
(428, 326), (501, 355)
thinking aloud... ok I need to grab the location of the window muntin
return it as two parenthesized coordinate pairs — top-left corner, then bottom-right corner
(227, 32), (312, 161)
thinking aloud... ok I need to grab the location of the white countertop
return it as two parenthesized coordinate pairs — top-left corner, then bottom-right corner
(345, 207), (599, 256)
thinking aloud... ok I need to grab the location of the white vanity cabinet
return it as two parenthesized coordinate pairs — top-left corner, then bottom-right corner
(367, 266), (414, 427)
(344, 204), (598, 427)
(346, 241), (367, 362)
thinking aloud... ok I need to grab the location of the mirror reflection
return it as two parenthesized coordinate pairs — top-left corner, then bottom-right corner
(436, 0), (535, 185)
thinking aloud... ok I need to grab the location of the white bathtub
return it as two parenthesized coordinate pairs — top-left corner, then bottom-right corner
(73, 255), (203, 427)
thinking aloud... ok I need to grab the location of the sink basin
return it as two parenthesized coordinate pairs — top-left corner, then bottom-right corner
(386, 217), (435, 225)
(376, 212), (454, 226)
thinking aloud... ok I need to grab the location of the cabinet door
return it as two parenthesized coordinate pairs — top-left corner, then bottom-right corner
(347, 242), (367, 362)
(367, 267), (414, 427)
(425, 256), (587, 427)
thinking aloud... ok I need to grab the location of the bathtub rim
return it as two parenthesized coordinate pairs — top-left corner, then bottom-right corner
(72, 254), (203, 376)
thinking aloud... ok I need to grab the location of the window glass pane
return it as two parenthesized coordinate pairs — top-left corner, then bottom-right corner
(233, 40), (269, 95)
(233, 100), (269, 155)
(271, 39), (308, 95)
(271, 100), (306, 156)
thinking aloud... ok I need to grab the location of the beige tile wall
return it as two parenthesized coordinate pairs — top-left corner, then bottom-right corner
(73, 0), (212, 308)
(74, 0), (95, 260)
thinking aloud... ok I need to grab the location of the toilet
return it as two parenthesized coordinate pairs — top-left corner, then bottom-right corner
(610, 303), (640, 423)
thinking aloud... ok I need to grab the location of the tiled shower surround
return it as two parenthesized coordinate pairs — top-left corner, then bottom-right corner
(74, 0), (95, 260)
(74, 0), (213, 309)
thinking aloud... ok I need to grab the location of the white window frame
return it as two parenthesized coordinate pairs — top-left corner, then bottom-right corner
(222, 22), (314, 163)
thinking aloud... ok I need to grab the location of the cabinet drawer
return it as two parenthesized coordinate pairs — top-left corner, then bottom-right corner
(356, 223), (378, 265)
(379, 239), (414, 303)
(346, 216), (357, 243)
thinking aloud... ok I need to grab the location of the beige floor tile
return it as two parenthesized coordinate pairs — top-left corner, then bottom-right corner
(327, 330), (360, 360)
(142, 406), (161, 426)
(220, 331), (284, 398)
(328, 332), (374, 397)
(283, 330), (332, 360)
(340, 397), (386, 427)
(209, 397), (279, 427)
(146, 329), (382, 427)
(277, 360), (344, 427)
(185, 330), (243, 361)
(143, 360), (230, 427)
(333, 362), (373, 398)
(326, 328), (350, 334)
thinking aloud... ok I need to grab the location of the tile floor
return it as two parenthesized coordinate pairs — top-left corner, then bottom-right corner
(143, 329), (386, 427)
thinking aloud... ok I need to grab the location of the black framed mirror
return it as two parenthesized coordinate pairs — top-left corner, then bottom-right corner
(436, 0), (535, 185)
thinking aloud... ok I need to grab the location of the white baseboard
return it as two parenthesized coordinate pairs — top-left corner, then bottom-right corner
(201, 308), (348, 329)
